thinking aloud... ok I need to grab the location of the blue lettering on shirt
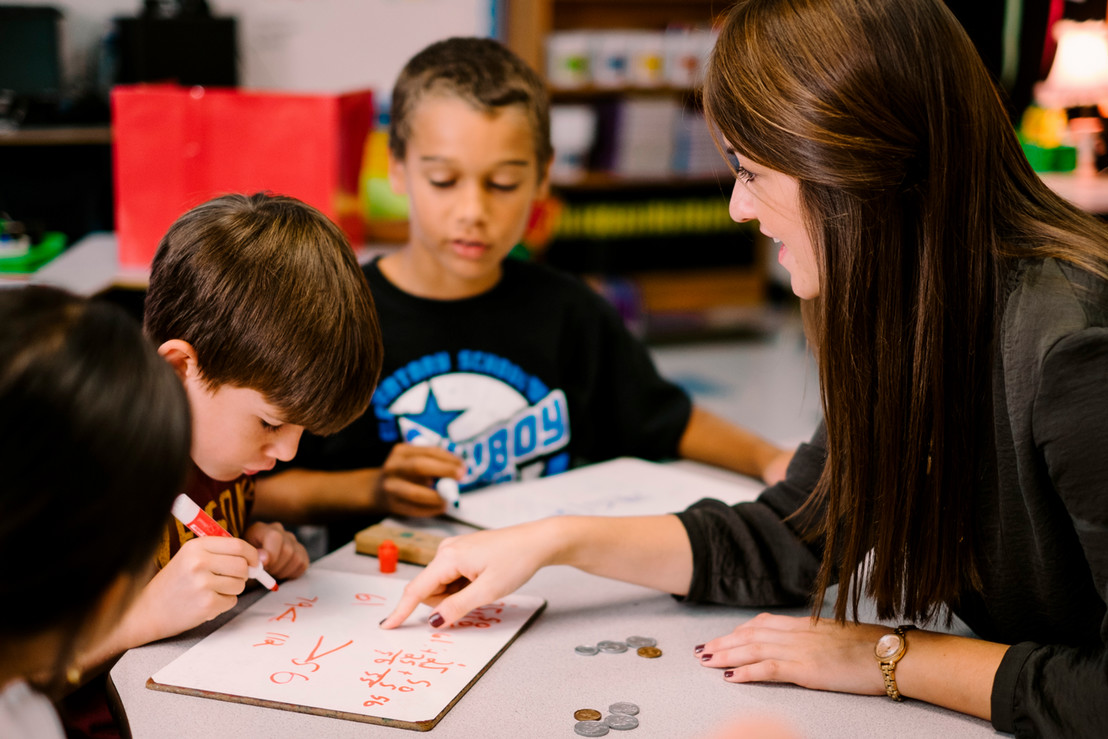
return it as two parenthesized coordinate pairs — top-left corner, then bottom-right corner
(374, 350), (569, 484)
(457, 389), (570, 487)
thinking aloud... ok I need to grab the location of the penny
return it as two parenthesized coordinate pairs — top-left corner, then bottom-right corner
(574, 708), (603, 721)
(625, 636), (656, 648)
(597, 640), (628, 653)
(609, 701), (640, 716)
(574, 720), (610, 737)
(575, 644), (599, 656)
(636, 646), (662, 659)
(605, 713), (639, 730)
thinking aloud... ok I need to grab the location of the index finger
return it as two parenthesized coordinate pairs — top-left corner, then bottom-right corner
(395, 444), (465, 474)
(379, 558), (468, 629)
(398, 442), (461, 461)
(192, 534), (260, 566)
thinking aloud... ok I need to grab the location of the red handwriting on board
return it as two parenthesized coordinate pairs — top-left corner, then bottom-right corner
(353, 592), (387, 607)
(253, 632), (289, 647)
(371, 648), (466, 675)
(359, 667), (413, 693)
(359, 644), (470, 706)
(269, 635), (354, 684)
(269, 595), (319, 623)
(453, 601), (513, 629)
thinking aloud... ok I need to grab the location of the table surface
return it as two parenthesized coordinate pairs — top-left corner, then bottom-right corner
(109, 537), (995, 739)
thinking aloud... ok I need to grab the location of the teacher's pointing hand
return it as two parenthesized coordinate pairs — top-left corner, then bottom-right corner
(379, 519), (558, 629)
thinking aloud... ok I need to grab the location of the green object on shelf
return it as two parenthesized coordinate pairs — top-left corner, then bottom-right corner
(1053, 145), (1077, 171)
(0, 232), (67, 273)
(1020, 139), (1077, 173)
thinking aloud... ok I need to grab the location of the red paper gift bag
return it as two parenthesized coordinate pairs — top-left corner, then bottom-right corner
(112, 84), (373, 268)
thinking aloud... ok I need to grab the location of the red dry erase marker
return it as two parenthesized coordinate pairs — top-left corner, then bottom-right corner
(170, 494), (278, 591)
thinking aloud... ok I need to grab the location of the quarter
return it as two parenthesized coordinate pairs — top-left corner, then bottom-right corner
(605, 713), (639, 730)
(609, 701), (640, 716)
(597, 640), (628, 653)
(574, 720), (610, 737)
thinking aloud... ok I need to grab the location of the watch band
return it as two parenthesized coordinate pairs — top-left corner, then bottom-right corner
(875, 624), (916, 701)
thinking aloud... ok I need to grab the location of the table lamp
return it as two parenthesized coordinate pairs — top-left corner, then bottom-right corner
(1035, 19), (1108, 177)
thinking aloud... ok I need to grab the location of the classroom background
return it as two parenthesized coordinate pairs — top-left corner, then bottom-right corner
(2, 0), (1108, 451)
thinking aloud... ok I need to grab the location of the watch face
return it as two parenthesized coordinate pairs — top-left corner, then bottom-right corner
(875, 633), (901, 660)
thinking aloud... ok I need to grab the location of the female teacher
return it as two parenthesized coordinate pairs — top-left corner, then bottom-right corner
(383, 1), (1108, 735)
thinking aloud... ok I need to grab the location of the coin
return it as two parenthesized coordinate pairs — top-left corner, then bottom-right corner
(574, 708), (603, 721)
(597, 640), (628, 653)
(605, 714), (639, 730)
(625, 635), (656, 648)
(636, 646), (662, 659)
(574, 720), (610, 737)
(609, 701), (640, 716)
(575, 645), (599, 656)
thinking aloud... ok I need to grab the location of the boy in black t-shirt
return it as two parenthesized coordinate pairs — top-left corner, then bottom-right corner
(255, 38), (791, 540)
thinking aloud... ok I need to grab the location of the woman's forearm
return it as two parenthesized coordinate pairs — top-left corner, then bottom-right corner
(549, 514), (695, 596)
(896, 630), (1008, 720)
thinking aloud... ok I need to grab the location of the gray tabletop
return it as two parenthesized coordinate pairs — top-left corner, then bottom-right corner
(109, 538), (996, 739)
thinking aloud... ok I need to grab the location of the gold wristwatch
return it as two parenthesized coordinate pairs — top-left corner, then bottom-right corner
(874, 625), (916, 701)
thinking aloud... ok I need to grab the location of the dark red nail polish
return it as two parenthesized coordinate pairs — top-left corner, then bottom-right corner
(694, 644), (705, 654)
(700, 653), (713, 661)
(724, 670), (734, 678)
(429, 612), (445, 628)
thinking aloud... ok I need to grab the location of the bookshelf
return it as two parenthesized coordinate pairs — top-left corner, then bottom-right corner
(506, 0), (768, 339)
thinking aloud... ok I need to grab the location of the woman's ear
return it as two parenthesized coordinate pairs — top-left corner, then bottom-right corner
(387, 152), (410, 197)
(157, 339), (199, 381)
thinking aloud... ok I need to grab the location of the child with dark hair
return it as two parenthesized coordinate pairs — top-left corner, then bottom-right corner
(66, 192), (383, 736)
(0, 285), (191, 737)
(256, 37), (791, 542)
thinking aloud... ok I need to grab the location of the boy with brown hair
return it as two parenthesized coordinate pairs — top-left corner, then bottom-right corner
(73, 192), (383, 692)
(255, 38), (790, 545)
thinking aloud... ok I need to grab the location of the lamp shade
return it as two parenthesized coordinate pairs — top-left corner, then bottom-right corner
(1035, 19), (1108, 109)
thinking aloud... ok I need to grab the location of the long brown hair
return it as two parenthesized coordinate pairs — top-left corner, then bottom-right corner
(704, 0), (1108, 623)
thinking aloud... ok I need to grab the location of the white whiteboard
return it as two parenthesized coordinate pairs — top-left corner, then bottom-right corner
(149, 569), (544, 730)
(451, 457), (765, 529)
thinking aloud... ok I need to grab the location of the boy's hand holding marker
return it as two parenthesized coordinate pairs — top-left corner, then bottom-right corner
(170, 494), (279, 590)
(373, 428), (465, 517)
(407, 435), (462, 509)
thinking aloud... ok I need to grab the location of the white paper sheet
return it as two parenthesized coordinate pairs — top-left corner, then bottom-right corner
(450, 457), (765, 529)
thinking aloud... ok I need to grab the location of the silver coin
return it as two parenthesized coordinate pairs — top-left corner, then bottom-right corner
(574, 720), (611, 737)
(575, 644), (599, 656)
(625, 636), (656, 648)
(604, 714), (639, 730)
(596, 640), (628, 653)
(608, 701), (640, 716)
